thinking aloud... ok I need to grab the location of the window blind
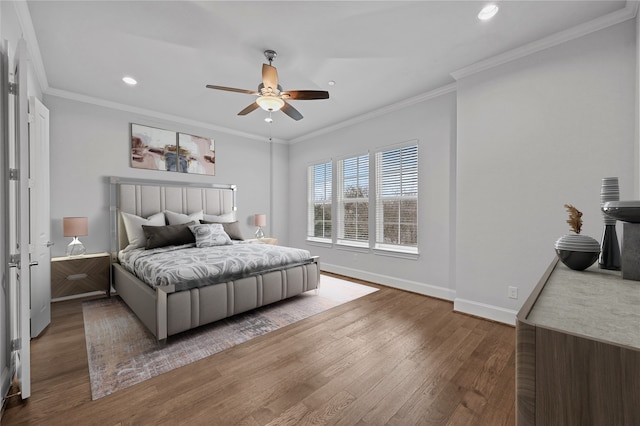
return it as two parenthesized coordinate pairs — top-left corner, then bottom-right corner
(307, 161), (332, 240)
(375, 144), (418, 252)
(337, 153), (369, 246)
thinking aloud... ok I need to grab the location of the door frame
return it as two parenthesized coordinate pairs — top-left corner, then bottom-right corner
(1, 39), (11, 404)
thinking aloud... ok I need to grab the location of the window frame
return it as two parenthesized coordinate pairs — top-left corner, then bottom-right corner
(306, 160), (333, 244)
(374, 140), (419, 256)
(335, 152), (370, 249)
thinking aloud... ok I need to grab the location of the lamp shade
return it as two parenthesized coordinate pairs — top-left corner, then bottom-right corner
(254, 214), (266, 227)
(256, 96), (284, 112)
(63, 217), (88, 237)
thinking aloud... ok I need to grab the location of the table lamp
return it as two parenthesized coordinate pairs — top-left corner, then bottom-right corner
(254, 214), (266, 239)
(64, 217), (88, 256)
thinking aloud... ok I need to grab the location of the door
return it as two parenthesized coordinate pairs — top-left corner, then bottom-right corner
(29, 97), (50, 338)
(9, 38), (31, 399)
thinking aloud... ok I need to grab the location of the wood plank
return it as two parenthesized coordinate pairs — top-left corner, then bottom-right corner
(2, 274), (516, 425)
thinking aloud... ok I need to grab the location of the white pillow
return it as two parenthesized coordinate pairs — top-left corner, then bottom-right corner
(188, 223), (232, 247)
(202, 211), (235, 223)
(121, 211), (165, 249)
(164, 210), (204, 225)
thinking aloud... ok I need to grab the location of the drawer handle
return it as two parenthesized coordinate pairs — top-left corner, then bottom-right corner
(67, 273), (88, 281)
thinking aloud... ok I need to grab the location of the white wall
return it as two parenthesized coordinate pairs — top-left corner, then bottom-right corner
(288, 92), (457, 299)
(455, 20), (636, 323)
(45, 95), (289, 257)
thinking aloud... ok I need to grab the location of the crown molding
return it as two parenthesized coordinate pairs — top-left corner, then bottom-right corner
(290, 82), (457, 144)
(44, 87), (287, 144)
(12, 0), (49, 92)
(451, 2), (638, 81)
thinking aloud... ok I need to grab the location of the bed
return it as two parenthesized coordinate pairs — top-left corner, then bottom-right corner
(109, 177), (320, 343)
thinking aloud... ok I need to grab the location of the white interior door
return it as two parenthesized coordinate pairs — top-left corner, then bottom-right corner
(28, 97), (50, 338)
(10, 38), (31, 400)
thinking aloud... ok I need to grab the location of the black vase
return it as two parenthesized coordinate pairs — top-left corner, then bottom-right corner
(599, 224), (621, 270)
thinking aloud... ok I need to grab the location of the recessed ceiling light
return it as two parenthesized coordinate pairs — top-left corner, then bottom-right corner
(328, 80), (336, 86)
(122, 76), (137, 85)
(478, 4), (499, 21)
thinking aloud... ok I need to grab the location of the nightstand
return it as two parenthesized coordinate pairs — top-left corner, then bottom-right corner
(247, 237), (279, 246)
(51, 252), (110, 301)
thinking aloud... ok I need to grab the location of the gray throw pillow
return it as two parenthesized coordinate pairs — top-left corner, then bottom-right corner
(199, 220), (244, 241)
(188, 223), (232, 247)
(142, 221), (196, 249)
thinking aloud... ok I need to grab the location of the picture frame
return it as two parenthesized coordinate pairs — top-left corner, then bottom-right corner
(130, 123), (215, 176)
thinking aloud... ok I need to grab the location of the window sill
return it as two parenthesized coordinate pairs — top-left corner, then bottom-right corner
(306, 237), (332, 248)
(373, 245), (419, 260)
(336, 240), (370, 253)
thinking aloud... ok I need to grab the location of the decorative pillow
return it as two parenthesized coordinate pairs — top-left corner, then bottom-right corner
(121, 211), (165, 250)
(142, 221), (196, 249)
(188, 223), (232, 248)
(199, 220), (244, 241)
(164, 210), (204, 225)
(202, 211), (235, 223)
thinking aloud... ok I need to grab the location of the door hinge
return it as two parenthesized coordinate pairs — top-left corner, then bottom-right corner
(8, 253), (20, 268)
(9, 168), (18, 180)
(28, 178), (35, 188)
(10, 338), (21, 351)
(28, 113), (34, 124)
(8, 82), (17, 94)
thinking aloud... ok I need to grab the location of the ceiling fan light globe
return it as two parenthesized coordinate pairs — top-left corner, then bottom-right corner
(256, 96), (285, 111)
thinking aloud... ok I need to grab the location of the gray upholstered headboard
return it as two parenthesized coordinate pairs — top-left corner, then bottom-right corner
(109, 177), (236, 255)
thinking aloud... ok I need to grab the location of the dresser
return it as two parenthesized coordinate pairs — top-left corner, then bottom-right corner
(51, 252), (111, 300)
(516, 258), (640, 425)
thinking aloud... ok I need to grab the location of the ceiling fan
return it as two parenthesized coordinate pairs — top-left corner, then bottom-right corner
(206, 50), (329, 121)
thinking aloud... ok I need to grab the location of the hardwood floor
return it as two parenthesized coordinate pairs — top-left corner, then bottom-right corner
(2, 275), (516, 425)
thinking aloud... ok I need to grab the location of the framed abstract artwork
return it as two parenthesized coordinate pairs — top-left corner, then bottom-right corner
(130, 124), (215, 175)
(178, 132), (216, 175)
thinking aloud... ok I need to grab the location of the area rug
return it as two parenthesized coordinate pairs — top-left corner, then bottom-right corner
(82, 275), (378, 400)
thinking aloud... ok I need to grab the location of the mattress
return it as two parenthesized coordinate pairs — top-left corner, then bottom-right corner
(118, 241), (313, 292)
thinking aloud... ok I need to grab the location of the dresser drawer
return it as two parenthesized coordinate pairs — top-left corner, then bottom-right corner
(51, 253), (110, 299)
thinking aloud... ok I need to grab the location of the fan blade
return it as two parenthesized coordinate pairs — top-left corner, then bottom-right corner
(238, 102), (260, 116)
(206, 85), (258, 95)
(262, 64), (279, 93)
(281, 101), (303, 121)
(281, 90), (330, 100)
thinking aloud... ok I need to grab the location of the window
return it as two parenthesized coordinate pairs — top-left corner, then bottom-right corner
(307, 161), (332, 241)
(337, 154), (369, 247)
(375, 143), (418, 253)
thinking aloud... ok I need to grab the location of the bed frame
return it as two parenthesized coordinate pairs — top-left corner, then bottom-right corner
(109, 177), (320, 343)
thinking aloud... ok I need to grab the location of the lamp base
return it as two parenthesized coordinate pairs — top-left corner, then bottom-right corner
(255, 227), (264, 239)
(66, 237), (86, 256)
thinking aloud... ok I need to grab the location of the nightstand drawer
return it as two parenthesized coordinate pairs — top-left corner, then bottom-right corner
(51, 253), (110, 299)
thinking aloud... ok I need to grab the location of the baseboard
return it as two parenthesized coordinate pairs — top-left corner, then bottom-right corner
(320, 264), (518, 325)
(453, 298), (517, 326)
(321, 263), (456, 301)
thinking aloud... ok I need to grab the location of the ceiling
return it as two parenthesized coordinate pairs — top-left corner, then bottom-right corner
(26, 1), (629, 142)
